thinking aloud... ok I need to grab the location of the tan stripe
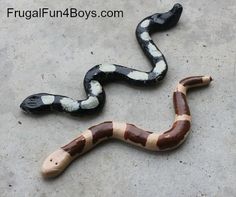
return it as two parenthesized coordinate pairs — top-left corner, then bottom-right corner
(81, 130), (93, 153)
(202, 76), (212, 85)
(146, 133), (160, 151)
(175, 114), (191, 122)
(175, 83), (187, 95)
(112, 122), (127, 139)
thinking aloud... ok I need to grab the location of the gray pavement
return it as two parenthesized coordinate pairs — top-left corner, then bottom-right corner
(0, 0), (235, 196)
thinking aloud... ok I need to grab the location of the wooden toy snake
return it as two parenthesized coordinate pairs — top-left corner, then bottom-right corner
(42, 76), (212, 178)
(20, 4), (183, 115)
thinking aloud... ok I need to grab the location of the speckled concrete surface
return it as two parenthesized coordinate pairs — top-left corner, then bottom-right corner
(0, 0), (235, 196)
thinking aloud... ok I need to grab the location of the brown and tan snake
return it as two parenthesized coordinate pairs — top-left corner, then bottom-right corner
(42, 75), (212, 178)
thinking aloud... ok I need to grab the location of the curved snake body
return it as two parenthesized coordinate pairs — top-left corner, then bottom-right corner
(20, 4), (183, 115)
(42, 76), (212, 178)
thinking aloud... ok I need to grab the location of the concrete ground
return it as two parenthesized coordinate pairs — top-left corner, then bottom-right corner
(0, 0), (235, 196)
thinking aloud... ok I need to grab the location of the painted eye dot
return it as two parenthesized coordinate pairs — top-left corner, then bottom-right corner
(50, 159), (53, 162)
(55, 162), (58, 165)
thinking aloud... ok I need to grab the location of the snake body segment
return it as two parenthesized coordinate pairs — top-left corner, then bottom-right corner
(42, 76), (212, 178)
(20, 4), (183, 115)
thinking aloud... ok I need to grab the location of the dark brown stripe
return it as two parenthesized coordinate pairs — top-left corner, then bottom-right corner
(173, 92), (190, 115)
(124, 124), (152, 146)
(89, 121), (113, 144)
(157, 120), (191, 150)
(61, 136), (86, 156)
(180, 76), (203, 86)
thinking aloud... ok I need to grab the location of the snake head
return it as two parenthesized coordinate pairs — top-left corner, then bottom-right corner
(20, 93), (54, 113)
(152, 3), (183, 31)
(165, 3), (183, 28)
(41, 149), (73, 178)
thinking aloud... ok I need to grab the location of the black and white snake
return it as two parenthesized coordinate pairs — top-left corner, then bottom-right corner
(20, 4), (183, 115)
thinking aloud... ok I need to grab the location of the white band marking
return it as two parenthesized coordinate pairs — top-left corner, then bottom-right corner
(90, 80), (103, 96)
(153, 60), (167, 74)
(140, 32), (151, 41)
(127, 71), (149, 80)
(81, 96), (99, 109)
(148, 43), (162, 57)
(60, 98), (80, 112)
(140, 19), (150, 28)
(99, 64), (116, 72)
(41, 95), (55, 105)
